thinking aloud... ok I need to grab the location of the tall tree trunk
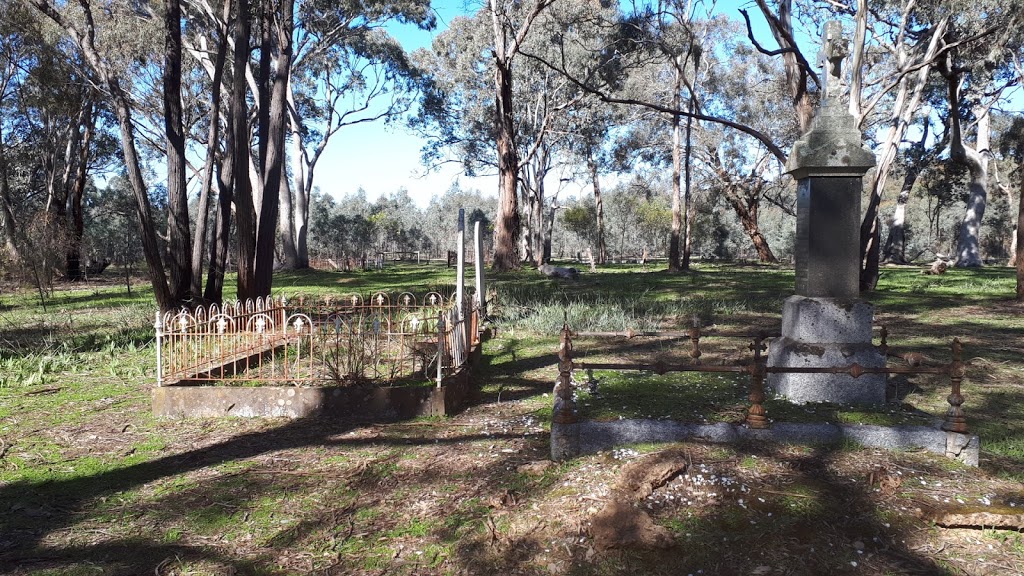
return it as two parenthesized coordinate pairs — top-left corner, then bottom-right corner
(727, 193), (777, 263)
(859, 21), (944, 290)
(164, 0), (192, 304)
(278, 168), (299, 269)
(66, 102), (94, 281)
(232, 0), (257, 301)
(191, 14), (229, 301)
(543, 202), (556, 263)
(1016, 157), (1024, 301)
(493, 56), (520, 271)
(486, 0), (550, 271)
(668, 63), (683, 272)
(204, 148), (233, 303)
(948, 84), (991, 268)
(882, 165), (922, 264)
(586, 150), (606, 264)
(682, 96), (695, 270)
(275, 22), (299, 271)
(883, 127), (931, 264)
(0, 129), (19, 259)
(285, 109), (310, 269)
(756, 0), (813, 132)
(112, 84), (174, 310)
(252, 0), (293, 296)
(531, 183), (544, 264)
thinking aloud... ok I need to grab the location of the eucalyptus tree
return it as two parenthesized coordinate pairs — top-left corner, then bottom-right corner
(1000, 116), (1024, 300)
(881, 112), (950, 264)
(19, 0), (190, 309)
(612, 0), (713, 271)
(0, 2), (117, 282)
(932, 4), (1023, 268)
(415, 0), (557, 271)
(282, 0), (433, 269)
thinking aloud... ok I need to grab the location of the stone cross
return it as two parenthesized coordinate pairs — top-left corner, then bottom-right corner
(818, 20), (848, 101)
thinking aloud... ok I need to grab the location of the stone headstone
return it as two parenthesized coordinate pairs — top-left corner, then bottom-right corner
(767, 21), (886, 406)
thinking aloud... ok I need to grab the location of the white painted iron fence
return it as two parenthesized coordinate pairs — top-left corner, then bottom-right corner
(155, 292), (480, 387)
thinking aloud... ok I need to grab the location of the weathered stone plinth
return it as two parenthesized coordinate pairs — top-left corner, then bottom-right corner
(768, 296), (886, 404)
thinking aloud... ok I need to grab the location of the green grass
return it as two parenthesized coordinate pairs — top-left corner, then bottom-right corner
(0, 262), (1022, 574)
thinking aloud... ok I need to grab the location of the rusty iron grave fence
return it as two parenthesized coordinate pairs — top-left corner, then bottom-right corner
(155, 292), (480, 388)
(553, 323), (968, 434)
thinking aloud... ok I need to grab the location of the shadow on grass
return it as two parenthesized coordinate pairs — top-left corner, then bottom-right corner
(0, 411), (530, 573)
(0, 389), (997, 575)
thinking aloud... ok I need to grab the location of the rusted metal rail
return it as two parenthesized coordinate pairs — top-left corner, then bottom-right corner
(558, 323), (968, 433)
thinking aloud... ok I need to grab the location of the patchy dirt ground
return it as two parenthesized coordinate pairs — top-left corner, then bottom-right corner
(3, 359), (1024, 576)
(3, 268), (1024, 575)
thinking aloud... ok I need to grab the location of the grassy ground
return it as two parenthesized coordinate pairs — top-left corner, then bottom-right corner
(1, 262), (1023, 575)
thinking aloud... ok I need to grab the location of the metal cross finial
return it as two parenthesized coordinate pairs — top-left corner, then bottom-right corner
(818, 20), (848, 101)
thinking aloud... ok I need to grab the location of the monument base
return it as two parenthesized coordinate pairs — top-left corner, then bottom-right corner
(768, 296), (887, 405)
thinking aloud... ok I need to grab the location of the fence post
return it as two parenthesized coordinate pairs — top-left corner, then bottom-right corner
(154, 310), (163, 387)
(942, 338), (968, 433)
(551, 320), (580, 460)
(474, 220), (487, 319)
(456, 208), (465, 315)
(688, 322), (702, 360)
(746, 335), (769, 429)
(436, 311), (445, 389)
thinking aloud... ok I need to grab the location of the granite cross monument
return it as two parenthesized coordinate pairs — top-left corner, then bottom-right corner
(766, 21), (887, 405)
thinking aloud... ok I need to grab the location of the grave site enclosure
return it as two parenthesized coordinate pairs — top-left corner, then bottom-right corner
(152, 220), (489, 419)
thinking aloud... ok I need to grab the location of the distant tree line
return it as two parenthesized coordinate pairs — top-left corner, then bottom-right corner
(1, 0), (1023, 308)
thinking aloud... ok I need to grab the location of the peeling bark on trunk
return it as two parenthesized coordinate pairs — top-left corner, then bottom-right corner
(66, 102), (94, 281)
(952, 109), (990, 268)
(191, 13), (229, 301)
(493, 56), (521, 271)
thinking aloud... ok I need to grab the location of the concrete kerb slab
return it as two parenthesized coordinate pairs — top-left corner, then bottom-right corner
(554, 419), (979, 466)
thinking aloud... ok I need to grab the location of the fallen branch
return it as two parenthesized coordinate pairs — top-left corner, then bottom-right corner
(25, 386), (62, 396)
(932, 511), (1024, 530)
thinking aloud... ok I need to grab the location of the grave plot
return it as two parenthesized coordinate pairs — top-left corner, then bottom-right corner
(152, 292), (483, 418)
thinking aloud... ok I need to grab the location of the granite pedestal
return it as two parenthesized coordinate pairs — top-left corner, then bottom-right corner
(768, 296), (886, 404)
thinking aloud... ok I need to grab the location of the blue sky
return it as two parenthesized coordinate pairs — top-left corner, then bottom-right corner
(311, 1), (496, 208)
(308, 0), (802, 208)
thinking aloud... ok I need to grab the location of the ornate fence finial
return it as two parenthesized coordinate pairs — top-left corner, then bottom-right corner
(942, 338), (968, 433)
(746, 335), (769, 429)
(688, 322), (702, 359)
(554, 320), (577, 425)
